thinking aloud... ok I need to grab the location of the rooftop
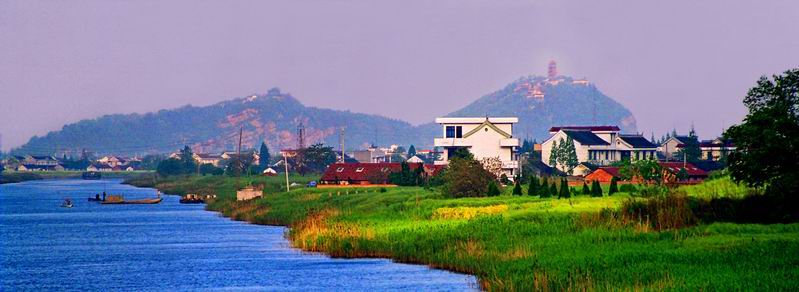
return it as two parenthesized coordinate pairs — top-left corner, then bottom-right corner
(435, 117), (518, 124)
(549, 126), (620, 132)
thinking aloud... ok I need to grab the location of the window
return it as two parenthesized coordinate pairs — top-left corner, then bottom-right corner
(445, 126), (463, 138)
(355, 167), (364, 172)
(336, 167), (344, 172)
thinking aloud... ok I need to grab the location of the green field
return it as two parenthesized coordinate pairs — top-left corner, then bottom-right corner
(128, 175), (799, 290)
(0, 170), (152, 184)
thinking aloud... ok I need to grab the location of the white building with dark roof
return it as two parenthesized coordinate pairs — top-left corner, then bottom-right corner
(433, 117), (520, 178)
(543, 126), (658, 172)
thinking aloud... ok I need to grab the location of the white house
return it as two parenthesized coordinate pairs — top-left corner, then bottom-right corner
(433, 117), (520, 178)
(542, 126), (658, 172)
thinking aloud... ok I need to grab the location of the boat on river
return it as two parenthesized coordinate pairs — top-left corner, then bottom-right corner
(82, 171), (102, 180)
(60, 198), (74, 208)
(101, 194), (162, 205)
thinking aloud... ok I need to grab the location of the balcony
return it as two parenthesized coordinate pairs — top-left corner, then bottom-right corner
(433, 138), (471, 147)
(500, 138), (519, 147)
(501, 161), (519, 169)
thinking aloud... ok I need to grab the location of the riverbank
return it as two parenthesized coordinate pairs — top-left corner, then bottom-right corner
(127, 175), (799, 290)
(0, 170), (152, 185)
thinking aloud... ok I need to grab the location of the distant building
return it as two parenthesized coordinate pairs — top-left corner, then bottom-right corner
(698, 138), (735, 161)
(658, 136), (691, 161)
(15, 155), (59, 166)
(542, 126), (658, 171)
(433, 117), (520, 178)
(193, 153), (223, 167)
(320, 162), (444, 186)
(17, 164), (64, 172)
(406, 155), (425, 164)
(585, 162), (708, 184)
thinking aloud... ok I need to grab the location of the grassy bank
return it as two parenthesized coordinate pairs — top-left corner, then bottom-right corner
(128, 175), (799, 290)
(0, 170), (152, 184)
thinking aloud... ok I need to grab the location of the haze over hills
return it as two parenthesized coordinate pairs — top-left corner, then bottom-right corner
(13, 66), (637, 156)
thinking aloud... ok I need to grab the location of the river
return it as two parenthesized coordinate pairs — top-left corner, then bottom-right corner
(0, 179), (477, 291)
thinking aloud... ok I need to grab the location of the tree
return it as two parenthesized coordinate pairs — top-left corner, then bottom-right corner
(591, 180), (603, 197)
(558, 178), (570, 199)
(407, 145), (416, 157)
(581, 182), (590, 195)
(725, 69), (799, 196)
(520, 139), (533, 154)
(608, 177), (619, 195)
(549, 181), (558, 198)
(480, 157), (504, 180)
(178, 145), (197, 174)
(451, 147), (474, 160)
(259, 142), (271, 170)
(528, 175), (539, 196)
(443, 155), (495, 198)
(539, 178), (550, 198)
(499, 173), (511, 185)
(388, 161), (423, 186)
(293, 143), (337, 175)
(487, 181), (502, 196)
(156, 158), (184, 176)
(676, 127), (701, 163)
(548, 140), (559, 167)
(676, 168), (689, 181)
(561, 136), (579, 174)
(619, 159), (663, 185)
(512, 181), (523, 196)
(199, 163), (223, 176)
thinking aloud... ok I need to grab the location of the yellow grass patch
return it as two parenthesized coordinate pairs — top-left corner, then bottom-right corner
(432, 204), (509, 220)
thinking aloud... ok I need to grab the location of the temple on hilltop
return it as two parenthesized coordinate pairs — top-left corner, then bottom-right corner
(548, 60), (558, 79)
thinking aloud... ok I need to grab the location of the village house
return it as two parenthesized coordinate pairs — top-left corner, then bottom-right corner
(192, 153), (224, 167)
(15, 155), (60, 166)
(698, 138), (735, 161)
(319, 162), (444, 186)
(433, 117), (520, 178)
(542, 126), (658, 172)
(17, 164), (65, 172)
(658, 135), (691, 160)
(97, 156), (129, 167)
(584, 162), (708, 184)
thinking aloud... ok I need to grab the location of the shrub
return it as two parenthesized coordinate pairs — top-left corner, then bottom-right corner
(443, 156), (495, 198)
(527, 175), (539, 196)
(379, 187), (387, 193)
(581, 182), (590, 195)
(512, 181), (523, 196)
(558, 178), (570, 199)
(500, 173), (511, 185)
(609, 177), (619, 195)
(635, 185), (669, 197)
(549, 181), (558, 198)
(487, 181), (501, 196)
(591, 180), (603, 197)
(539, 179), (551, 198)
(619, 184), (637, 193)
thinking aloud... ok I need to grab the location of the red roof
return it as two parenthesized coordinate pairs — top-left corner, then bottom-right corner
(597, 167), (621, 177)
(549, 126), (621, 132)
(658, 162), (707, 177)
(320, 162), (444, 183)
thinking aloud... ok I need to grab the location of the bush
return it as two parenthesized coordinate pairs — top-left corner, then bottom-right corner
(619, 184), (637, 193)
(558, 178), (570, 199)
(500, 174), (511, 185)
(487, 181), (501, 196)
(549, 181), (558, 198)
(512, 181), (523, 196)
(591, 180), (603, 197)
(581, 182), (590, 195)
(539, 179), (551, 198)
(379, 187), (387, 193)
(527, 175), (539, 196)
(635, 185), (669, 197)
(609, 177), (619, 195)
(443, 156), (495, 198)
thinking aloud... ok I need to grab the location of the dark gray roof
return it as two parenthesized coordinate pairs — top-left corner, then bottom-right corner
(619, 135), (658, 148)
(563, 130), (610, 145)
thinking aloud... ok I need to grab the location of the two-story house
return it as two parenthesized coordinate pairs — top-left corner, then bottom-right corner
(542, 126), (658, 172)
(433, 117), (520, 178)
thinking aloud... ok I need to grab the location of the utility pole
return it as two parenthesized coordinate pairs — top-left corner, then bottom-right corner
(236, 126), (243, 190)
(284, 155), (290, 192)
(339, 127), (345, 163)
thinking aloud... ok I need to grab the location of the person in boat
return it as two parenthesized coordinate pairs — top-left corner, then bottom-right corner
(102, 192), (106, 201)
(95, 194), (100, 201)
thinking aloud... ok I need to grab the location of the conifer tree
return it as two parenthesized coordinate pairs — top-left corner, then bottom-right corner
(609, 177), (619, 195)
(549, 180), (558, 198)
(558, 178), (571, 199)
(591, 180), (603, 197)
(513, 181), (523, 196)
(487, 180), (501, 196)
(528, 175), (539, 196)
(548, 140), (559, 167)
(582, 182), (590, 195)
(540, 179), (551, 198)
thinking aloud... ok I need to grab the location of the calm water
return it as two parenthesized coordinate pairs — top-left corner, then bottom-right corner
(0, 179), (477, 291)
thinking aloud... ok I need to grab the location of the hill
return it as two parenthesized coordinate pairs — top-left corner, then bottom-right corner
(14, 88), (426, 156)
(14, 74), (637, 156)
(441, 74), (637, 140)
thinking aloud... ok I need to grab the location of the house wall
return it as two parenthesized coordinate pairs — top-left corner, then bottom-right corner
(435, 118), (518, 178)
(659, 139), (681, 160)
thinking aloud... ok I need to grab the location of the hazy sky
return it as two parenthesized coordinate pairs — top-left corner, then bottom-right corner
(2, 0), (798, 151)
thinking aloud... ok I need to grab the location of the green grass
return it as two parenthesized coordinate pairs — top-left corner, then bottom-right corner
(678, 175), (756, 199)
(132, 175), (799, 290)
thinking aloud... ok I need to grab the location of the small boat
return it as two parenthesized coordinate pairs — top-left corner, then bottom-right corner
(101, 195), (162, 205)
(61, 198), (74, 208)
(82, 171), (102, 180)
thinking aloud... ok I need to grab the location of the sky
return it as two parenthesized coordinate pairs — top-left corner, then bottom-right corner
(1, 0), (798, 151)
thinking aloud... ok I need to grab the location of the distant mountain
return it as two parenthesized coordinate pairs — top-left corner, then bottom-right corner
(439, 74), (637, 141)
(15, 73), (637, 156)
(14, 88), (427, 156)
